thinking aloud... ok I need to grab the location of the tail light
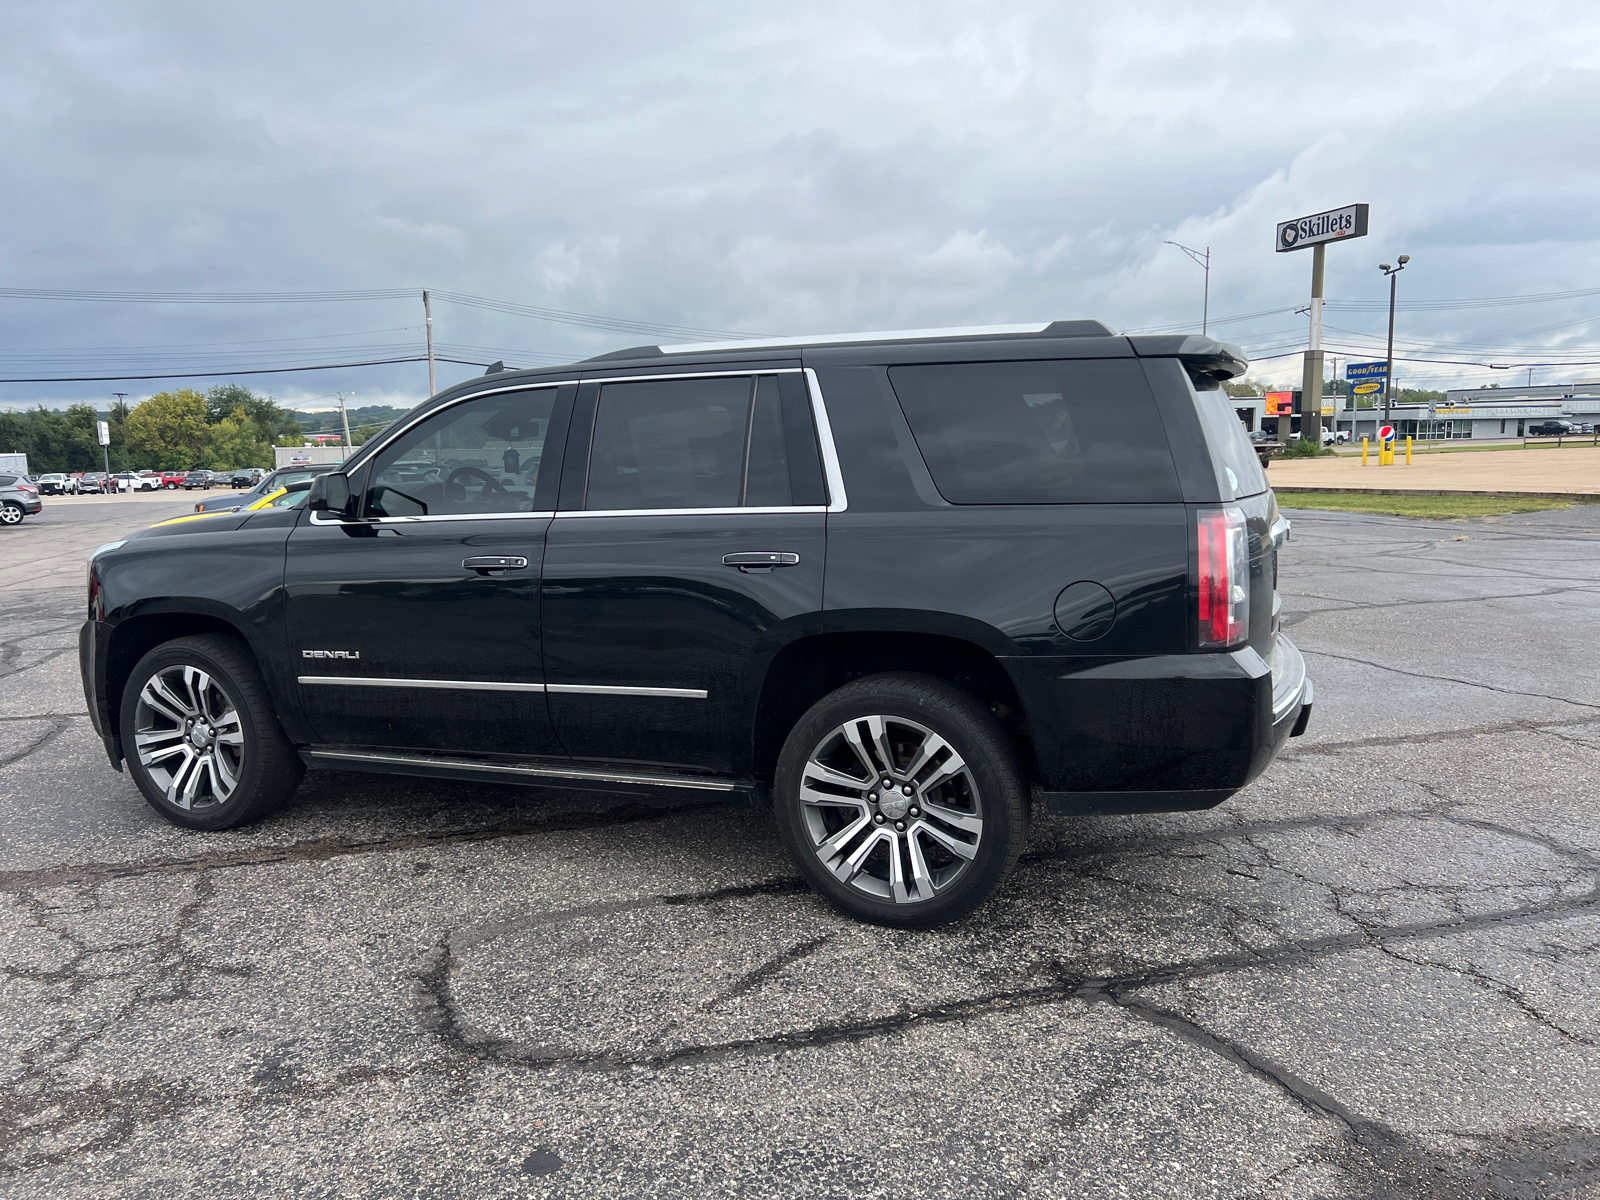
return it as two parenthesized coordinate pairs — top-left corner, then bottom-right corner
(1197, 507), (1249, 648)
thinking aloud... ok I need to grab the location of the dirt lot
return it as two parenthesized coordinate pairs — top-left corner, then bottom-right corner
(1270, 444), (1600, 495)
(2, 496), (1599, 1198)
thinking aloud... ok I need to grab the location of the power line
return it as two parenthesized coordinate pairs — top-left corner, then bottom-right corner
(0, 285), (764, 340)
(0, 355), (492, 384)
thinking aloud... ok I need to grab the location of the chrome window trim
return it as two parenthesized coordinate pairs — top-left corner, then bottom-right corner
(554, 505), (825, 520)
(804, 367), (849, 513)
(587, 367), (802, 384)
(297, 676), (707, 699)
(310, 509), (555, 526)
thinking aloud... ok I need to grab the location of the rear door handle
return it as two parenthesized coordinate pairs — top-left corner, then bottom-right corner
(722, 552), (800, 573)
(463, 555), (529, 575)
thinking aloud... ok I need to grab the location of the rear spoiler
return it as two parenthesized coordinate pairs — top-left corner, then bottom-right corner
(1128, 334), (1249, 390)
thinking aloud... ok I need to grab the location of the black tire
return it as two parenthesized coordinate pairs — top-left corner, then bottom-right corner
(0, 503), (24, 526)
(119, 635), (303, 830)
(772, 672), (1029, 929)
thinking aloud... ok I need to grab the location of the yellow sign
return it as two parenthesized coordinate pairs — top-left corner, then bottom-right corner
(1435, 406), (1470, 415)
(1352, 381), (1382, 395)
(1321, 405), (1335, 416)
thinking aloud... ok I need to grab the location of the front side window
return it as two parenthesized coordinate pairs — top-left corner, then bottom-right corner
(364, 388), (555, 518)
(584, 374), (811, 511)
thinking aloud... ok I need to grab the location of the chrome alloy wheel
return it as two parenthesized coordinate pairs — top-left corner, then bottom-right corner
(133, 665), (246, 810)
(799, 714), (983, 905)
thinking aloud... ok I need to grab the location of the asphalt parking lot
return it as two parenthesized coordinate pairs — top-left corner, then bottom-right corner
(2, 496), (1598, 1199)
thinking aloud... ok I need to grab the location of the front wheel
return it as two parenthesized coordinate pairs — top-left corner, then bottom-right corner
(773, 672), (1028, 929)
(119, 635), (303, 830)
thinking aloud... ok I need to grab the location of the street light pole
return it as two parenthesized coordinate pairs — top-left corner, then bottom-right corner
(1379, 255), (1409, 430)
(1164, 242), (1211, 335)
(112, 393), (129, 487)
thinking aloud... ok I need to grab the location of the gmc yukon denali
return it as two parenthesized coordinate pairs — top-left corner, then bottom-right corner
(81, 321), (1311, 927)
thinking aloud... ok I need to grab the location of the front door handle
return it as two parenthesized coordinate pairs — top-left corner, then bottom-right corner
(464, 555), (530, 575)
(722, 552), (800, 573)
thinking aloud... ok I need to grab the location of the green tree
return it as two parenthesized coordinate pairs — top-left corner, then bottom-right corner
(1223, 380), (1264, 397)
(126, 389), (209, 469)
(205, 384), (301, 444)
(205, 408), (276, 471)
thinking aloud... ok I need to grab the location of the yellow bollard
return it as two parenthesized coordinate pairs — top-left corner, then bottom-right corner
(1362, 437), (1369, 465)
(1406, 435), (1412, 464)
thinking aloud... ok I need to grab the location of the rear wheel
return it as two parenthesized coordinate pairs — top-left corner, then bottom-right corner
(773, 672), (1028, 928)
(119, 635), (302, 830)
(0, 503), (24, 525)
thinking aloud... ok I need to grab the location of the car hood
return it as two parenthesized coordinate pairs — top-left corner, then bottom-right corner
(193, 490), (253, 510)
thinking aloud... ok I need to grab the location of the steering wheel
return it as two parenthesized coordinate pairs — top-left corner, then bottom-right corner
(444, 466), (511, 503)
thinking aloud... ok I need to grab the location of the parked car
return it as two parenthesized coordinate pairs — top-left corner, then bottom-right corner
(36, 473), (78, 495)
(80, 322), (1311, 928)
(1528, 420), (1577, 437)
(0, 473), (43, 525)
(224, 467), (268, 489)
(78, 472), (112, 494)
(192, 463), (336, 513)
(159, 471), (188, 489)
(1320, 428), (1350, 445)
(1248, 429), (1285, 467)
(181, 470), (214, 490)
(110, 472), (160, 492)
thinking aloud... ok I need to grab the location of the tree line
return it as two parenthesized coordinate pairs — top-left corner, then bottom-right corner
(0, 385), (384, 475)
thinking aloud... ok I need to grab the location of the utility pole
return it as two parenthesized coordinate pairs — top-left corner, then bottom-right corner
(1300, 244), (1326, 447)
(1380, 256), (1409, 430)
(112, 393), (129, 487)
(336, 391), (354, 455)
(423, 290), (437, 397)
(1164, 242), (1211, 335)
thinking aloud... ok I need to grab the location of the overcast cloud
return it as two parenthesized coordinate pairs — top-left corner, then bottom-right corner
(3, 0), (1599, 412)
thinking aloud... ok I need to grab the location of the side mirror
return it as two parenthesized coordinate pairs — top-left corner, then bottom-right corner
(307, 472), (353, 516)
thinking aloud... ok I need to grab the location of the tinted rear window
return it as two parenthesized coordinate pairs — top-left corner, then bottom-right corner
(887, 359), (1181, 504)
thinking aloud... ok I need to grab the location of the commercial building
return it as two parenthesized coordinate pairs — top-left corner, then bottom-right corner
(1241, 380), (1600, 442)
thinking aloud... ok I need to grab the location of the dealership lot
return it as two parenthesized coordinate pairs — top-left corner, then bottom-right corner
(2, 498), (1598, 1198)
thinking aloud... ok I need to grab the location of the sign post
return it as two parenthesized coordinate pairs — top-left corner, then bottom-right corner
(1276, 204), (1370, 448)
(1345, 361), (1387, 443)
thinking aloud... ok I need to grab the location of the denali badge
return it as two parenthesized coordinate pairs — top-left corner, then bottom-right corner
(301, 650), (361, 659)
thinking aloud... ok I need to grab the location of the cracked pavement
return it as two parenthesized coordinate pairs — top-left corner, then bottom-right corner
(2, 497), (1599, 1198)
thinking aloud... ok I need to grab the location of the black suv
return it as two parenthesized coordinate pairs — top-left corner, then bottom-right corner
(80, 322), (1311, 927)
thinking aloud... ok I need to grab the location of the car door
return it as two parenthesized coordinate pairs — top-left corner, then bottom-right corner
(541, 369), (829, 775)
(283, 382), (572, 756)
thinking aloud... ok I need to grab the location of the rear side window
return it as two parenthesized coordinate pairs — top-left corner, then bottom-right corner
(0, 475), (15, 486)
(887, 360), (1181, 504)
(584, 374), (825, 511)
(1188, 377), (1267, 499)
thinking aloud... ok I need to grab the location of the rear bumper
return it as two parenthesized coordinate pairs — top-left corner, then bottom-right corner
(1004, 635), (1312, 815)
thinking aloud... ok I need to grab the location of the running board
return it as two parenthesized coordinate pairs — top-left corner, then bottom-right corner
(299, 747), (764, 801)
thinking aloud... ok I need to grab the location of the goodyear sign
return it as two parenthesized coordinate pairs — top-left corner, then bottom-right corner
(1276, 204), (1370, 253)
(1346, 360), (1388, 398)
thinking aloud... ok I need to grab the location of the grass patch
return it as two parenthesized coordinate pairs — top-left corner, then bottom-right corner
(1276, 491), (1582, 519)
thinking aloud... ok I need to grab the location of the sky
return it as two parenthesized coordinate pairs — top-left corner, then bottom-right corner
(3, 0), (1599, 414)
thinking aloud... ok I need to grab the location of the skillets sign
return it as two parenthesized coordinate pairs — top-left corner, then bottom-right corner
(1276, 204), (1369, 252)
